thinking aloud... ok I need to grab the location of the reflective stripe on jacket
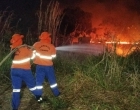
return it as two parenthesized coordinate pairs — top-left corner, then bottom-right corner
(11, 46), (33, 69)
(33, 41), (56, 66)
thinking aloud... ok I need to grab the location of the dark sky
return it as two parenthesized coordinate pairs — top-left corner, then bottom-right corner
(58, 0), (140, 13)
(0, 0), (140, 37)
(1, 0), (140, 20)
(1, 0), (140, 14)
(0, 0), (39, 17)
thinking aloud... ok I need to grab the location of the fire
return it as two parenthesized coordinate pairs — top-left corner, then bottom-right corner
(115, 44), (136, 57)
(105, 41), (130, 44)
(105, 42), (137, 57)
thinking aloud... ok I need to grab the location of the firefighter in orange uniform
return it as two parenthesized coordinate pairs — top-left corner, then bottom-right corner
(10, 34), (40, 110)
(33, 32), (60, 102)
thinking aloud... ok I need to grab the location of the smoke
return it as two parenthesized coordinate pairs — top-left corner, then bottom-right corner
(78, 0), (139, 24)
(77, 0), (140, 41)
(58, 0), (140, 41)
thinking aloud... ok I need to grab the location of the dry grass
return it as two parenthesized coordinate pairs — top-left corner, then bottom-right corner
(0, 49), (140, 110)
(37, 0), (63, 45)
(0, 68), (140, 110)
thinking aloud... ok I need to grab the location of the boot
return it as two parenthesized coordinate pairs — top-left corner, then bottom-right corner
(35, 95), (43, 103)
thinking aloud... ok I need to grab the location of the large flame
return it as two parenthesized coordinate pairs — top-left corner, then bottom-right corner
(105, 34), (139, 57)
(115, 44), (136, 57)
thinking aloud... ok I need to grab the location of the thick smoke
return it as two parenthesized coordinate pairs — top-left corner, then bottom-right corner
(78, 0), (140, 41)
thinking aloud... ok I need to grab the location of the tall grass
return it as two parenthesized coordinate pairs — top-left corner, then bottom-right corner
(37, 0), (63, 45)
(0, 9), (13, 53)
(53, 50), (140, 110)
(0, 10), (13, 85)
(0, 49), (140, 109)
(0, 1), (140, 109)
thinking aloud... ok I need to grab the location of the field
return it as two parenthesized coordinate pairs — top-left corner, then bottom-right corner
(0, 48), (140, 110)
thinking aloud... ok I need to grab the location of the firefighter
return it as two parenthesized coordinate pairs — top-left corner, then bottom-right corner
(10, 34), (40, 110)
(33, 32), (60, 102)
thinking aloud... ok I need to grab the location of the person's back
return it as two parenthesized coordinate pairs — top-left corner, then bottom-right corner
(33, 32), (60, 99)
(11, 46), (32, 69)
(33, 41), (56, 66)
(10, 34), (40, 110)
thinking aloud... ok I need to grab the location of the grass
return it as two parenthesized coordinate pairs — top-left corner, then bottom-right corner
(0, 0), (139, 109)
(1, 50), (140, 110)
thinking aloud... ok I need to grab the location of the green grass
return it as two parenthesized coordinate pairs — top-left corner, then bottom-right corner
(0, 51), (140, 110)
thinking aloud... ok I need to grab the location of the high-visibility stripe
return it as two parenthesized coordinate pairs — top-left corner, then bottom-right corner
(36, 52), (52, 60)
(31, 53), (36, 59)
(37, 97), (43, 102)
(36, 86), (43, 89)
(33, 50), (36, 53)
(29, 87), (36, 91)
(50, 83), (57, 88)
(52, 54), (56, 58)
(13, 89), (20, 92)
(31, 51), (36, 59)
(13, 58), (30, 64)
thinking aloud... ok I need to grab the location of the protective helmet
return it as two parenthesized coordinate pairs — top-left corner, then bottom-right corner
(10, 34), (24, 49)
(39, 32), (51, 43)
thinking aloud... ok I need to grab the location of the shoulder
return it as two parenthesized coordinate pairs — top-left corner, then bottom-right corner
(49, 43), (55, 46)
(33, 42), (40, 46)
(20, 46), (31, 51)
(49, 44), (55, 48)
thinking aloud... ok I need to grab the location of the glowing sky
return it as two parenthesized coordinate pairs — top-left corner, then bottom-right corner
(0, 0), (140, 41)
(72, 0), (140, 41)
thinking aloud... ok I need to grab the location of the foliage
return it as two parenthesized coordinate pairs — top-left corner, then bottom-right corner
(36, 0), (63, 45)
(0, 0), (140, 110)
(0, 9), (13, 53)
(0, 51), (140, 110)
(61, 7), (92, 35)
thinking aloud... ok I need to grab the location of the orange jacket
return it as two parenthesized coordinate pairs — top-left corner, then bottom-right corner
(11, 46), (34, 69)
(33, 41), (56, 66)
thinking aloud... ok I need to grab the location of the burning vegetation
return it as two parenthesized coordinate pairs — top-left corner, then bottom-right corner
(60, 0), (140, 57)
